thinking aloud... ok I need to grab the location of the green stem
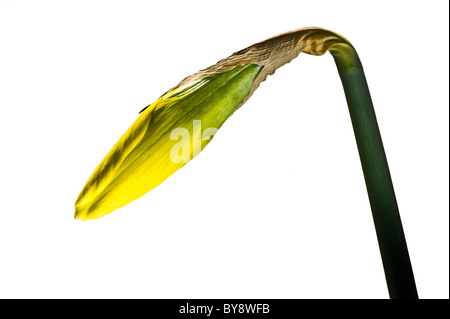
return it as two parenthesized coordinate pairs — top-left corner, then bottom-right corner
(329, 44), (418, 299)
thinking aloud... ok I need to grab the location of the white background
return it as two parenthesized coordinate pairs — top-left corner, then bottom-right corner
(0, 0), (448, 299)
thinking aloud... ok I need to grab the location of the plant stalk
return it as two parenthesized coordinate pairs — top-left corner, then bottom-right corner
(329, 44), (418, 299)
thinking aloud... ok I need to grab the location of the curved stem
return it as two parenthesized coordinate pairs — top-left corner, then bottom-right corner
(329, 44), (418, 299)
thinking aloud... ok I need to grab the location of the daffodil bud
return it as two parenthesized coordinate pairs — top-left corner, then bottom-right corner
(74, 28), (349, 220)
